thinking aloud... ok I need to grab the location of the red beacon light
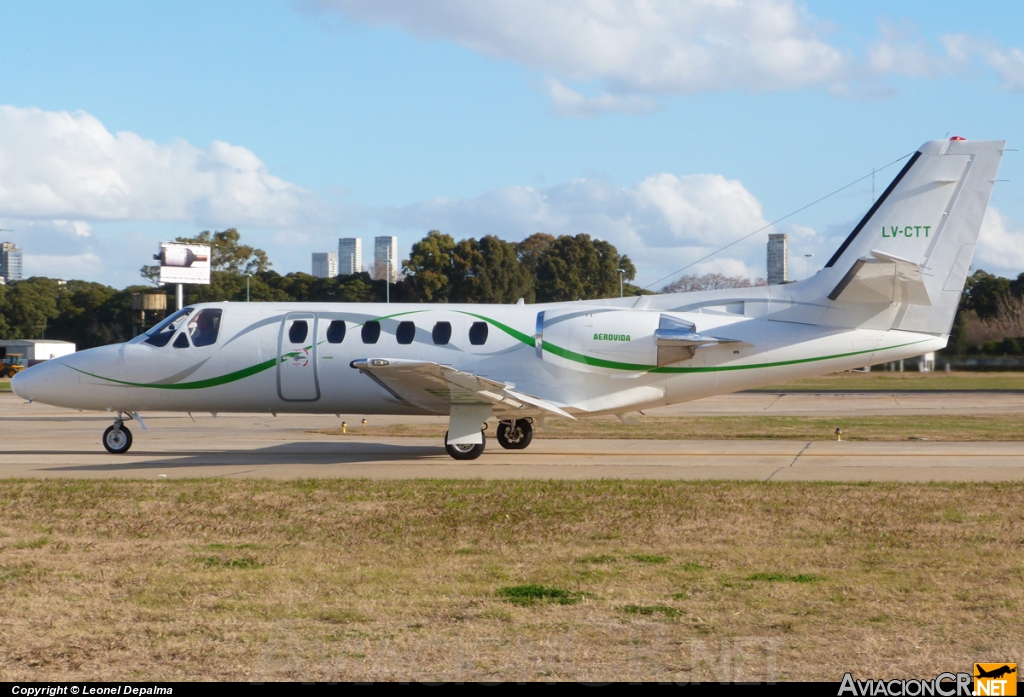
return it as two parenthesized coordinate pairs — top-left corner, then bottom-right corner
(950, 136), (966, 141)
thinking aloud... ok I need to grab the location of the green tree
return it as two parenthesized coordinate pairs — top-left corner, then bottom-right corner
(0, 278), (61, 339)
(515, 233), (555, 279)
(403, 230), (456, 302)
(963, 270), (1011, 320)
(450, 235), (534, 303)
(1009, 272), (1024, 300)
(534, 234), (635, 302)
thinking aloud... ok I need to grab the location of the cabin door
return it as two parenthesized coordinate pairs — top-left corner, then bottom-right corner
(278, 312), (320, 401)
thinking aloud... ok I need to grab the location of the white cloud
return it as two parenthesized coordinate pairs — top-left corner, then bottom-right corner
(379, 170), (773, 287)
(0, 105), (322, 227)
(942, 35), (1024, 92)
(544, 78), (659, 117)
(975, 207), (1024, 276)
(22, 253), (103, 280)
(307, 1), (1024, 113)
(52, 220), (93, 237)
(310, 0), (850, 108)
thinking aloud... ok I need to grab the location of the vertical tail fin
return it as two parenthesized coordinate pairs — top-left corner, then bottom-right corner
(820, 138), (1004, 334)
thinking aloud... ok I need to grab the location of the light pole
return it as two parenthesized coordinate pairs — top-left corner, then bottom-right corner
(804, 253), (814, 280)
(246, 274), (252, 302)
(617, 269), (625, 298)
(386, 258), (391, 304)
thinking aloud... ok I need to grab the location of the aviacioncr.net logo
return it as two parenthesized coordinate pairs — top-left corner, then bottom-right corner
(838, 672), (973, 696)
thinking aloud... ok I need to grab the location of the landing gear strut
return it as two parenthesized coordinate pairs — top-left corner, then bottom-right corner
(102, 411), (144, 454)
(496, 419), (533, 450)
(445, 429), (486, 460)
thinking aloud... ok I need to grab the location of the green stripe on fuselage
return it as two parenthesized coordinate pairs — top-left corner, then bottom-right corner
(72, 309), (934, 390)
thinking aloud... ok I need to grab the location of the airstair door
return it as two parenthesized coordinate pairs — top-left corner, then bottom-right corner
(278, 312), (320, 401)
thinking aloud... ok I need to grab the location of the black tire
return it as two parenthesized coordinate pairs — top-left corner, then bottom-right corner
(496, 419), (533, 450)
(444, 430), (486, 460)
(103, 424), (133, 454)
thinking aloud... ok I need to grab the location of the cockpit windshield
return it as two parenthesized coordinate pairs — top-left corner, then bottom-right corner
(141, 308), (193, 347)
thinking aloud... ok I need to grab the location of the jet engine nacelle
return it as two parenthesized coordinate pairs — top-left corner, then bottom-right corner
(536, 309), (710, 374)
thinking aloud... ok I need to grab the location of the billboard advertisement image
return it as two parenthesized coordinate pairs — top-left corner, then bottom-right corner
(155, 243), (211, 285)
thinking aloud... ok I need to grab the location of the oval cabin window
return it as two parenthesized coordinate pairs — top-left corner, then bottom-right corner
(396, 321), (415, 345)
(289, 320), (309, 344)
(362, 321), (381, 344)
(432, 321), (452, 345)
(469, 321), (488, 346)
(326, 321), (346, 344)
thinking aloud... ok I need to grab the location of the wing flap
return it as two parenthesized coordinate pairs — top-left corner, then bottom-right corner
(350, 358), (575, 419)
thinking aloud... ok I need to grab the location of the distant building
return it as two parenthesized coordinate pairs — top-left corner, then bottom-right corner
(311, 252), (338, 279)
(0, 339), (76, 365)
(767, 233), (788, 285)
(374, 236), (399, 283)
(338, 237), (362, 275)
(0, 242), (23, 283)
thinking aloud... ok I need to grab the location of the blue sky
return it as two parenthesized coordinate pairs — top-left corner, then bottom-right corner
(1, 0), (1023, 289)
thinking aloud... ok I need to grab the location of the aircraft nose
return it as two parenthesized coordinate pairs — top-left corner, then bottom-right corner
(11, 352), (87, 404)
(11, 360), (48, 400)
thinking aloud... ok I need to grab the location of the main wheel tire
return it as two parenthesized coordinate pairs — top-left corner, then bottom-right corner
(103, 424), (133, 454)
(496, 419), (533, 450)
(444, 429), (486, 460)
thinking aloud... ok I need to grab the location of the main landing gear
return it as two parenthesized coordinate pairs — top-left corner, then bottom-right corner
(102, 411), (145, 454)
(496, 419), (533, 450)
(445, 429), (486, 460)
(443, 418), (535, 461)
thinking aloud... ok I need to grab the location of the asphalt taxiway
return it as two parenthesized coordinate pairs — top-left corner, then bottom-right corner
(2, 391), (1023, 481)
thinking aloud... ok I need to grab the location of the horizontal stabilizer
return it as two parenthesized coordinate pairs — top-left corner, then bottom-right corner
(827, 249), (931, 306)
(350, 358), (575, 419)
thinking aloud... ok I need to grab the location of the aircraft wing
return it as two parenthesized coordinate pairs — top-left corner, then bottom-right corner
(827, 249), (931, 306)
(350, 358), (575, 420)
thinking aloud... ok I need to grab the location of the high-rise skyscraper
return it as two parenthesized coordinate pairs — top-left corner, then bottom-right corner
(0, 242), (23, 283)
(767, 233), (788, 285)
(311, 252), (338, 279)
(338, 237), (362, 275)
(374, 236), (399, 283)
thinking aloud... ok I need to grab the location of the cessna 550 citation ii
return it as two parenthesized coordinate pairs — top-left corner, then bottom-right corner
(12, 138), (1006, 459)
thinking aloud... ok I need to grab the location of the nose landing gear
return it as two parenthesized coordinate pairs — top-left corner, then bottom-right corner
(103, 423), (133, 454)
(102, 411), (145, 454)
(496, 419), (534, 450)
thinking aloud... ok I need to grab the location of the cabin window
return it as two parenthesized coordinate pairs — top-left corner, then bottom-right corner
(469, 321), (488, 346)
(288, 320), (309, 344)
(188, 309), (223, 347)
(396, 321), (415, 345)
(143, 308), (193, 347)
(326, 320), (346, 344)
(432, 321), (452, 345)
(173, 332), (190, 349)
(362, 321), (381, 344)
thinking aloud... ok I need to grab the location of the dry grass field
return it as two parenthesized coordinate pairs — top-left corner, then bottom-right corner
(319, 412), (1024, 441)
(1, 479), (1021, 681)
(755, 370), (1024, 392)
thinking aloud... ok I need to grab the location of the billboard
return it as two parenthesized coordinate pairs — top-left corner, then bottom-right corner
(155, 243), (211, 285)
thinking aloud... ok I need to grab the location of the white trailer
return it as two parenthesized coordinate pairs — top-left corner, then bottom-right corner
(0, 340), (76, 365)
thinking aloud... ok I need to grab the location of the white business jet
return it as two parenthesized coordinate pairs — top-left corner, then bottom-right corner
(12, 138), (1005, 459)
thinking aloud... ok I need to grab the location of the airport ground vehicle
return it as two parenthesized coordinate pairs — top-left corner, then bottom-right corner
(2, 354), (25, 379)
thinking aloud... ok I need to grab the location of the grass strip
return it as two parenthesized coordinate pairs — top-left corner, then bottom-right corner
(0, 479), (1021, 682)
(753, 370), (1024, 392)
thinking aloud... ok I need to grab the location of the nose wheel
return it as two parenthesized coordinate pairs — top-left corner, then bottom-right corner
(102, 411), (145, 454)
(496, 419), (533, 450)
(103, 422), (133, 454)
